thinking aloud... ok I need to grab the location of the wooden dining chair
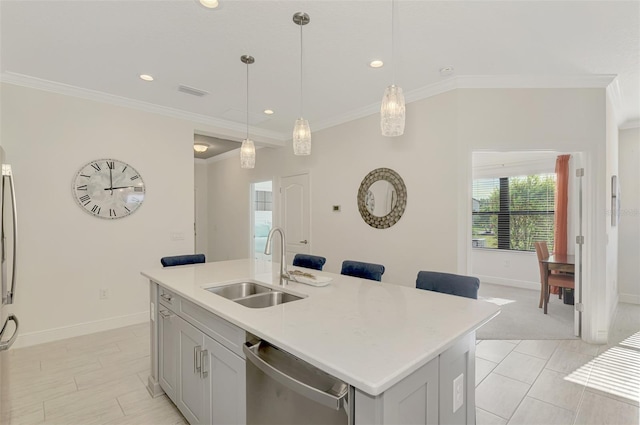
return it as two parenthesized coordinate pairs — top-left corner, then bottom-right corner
(534, 242), (574, 311)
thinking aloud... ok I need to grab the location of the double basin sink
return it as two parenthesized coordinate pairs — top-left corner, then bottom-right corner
(205, 281), (304, 309)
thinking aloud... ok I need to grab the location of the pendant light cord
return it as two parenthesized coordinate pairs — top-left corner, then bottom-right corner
(391, 0), (395, 85)
(246, 62), (249, 140)
(300, 23), (304, 118)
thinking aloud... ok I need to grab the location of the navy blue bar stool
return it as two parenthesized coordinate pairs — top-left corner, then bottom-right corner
(160, 254), (206, 267)
(340, 260), (385, 282)
(292, 254), (327, 271)
(416, 271), (480, 299)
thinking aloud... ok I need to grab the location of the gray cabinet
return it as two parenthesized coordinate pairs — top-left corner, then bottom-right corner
(353, 333), (476, 425)
(354, 356), (439, 425)
(158, 306), (178, 402)
(203, 334), (246, 425)
(176, 316), (208, 424)
(154, 284), (246, 425)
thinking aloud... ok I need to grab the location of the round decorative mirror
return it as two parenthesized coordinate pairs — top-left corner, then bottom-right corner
(357, 168), (407, 229)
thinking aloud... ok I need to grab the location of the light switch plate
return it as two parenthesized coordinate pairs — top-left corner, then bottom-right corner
(453, 373), (464, 413)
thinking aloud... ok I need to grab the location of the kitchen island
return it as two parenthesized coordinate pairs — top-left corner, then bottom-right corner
(142, 259), (499, 425)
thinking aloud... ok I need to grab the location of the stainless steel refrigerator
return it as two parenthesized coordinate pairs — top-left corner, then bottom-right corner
(0, 146), (18, 417)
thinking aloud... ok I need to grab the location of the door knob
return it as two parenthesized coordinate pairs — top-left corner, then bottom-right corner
(299, 240), (308, 244)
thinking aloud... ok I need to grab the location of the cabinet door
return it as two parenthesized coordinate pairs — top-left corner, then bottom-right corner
(175, 316), (209, 425)
(203, 335), (246, 425)
(158, 307), (178, 402)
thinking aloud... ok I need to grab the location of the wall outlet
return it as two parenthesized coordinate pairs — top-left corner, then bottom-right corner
(332, 205), (341, 212)
(453, 373), (464, 413)
(99, 288), (109, 300)
(503, 259), (510, 268)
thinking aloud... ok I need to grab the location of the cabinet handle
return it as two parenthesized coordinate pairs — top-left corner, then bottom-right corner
(194, 345), (202, 374)
(299, 240), (308, 244)
(159, 309), (174, 319)
(160, 293), (173, 302)
(200, 349), (208, 379)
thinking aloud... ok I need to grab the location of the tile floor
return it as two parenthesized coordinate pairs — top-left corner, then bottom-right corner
(1, 322), (187, 425)
(476, 303), (640, 425)
(2, 304), (638, 425)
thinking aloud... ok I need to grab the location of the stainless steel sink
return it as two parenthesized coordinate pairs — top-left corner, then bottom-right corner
(205, 282), (273, 300)
(204, 281), (304, 308)
(234, 291), (304, 309)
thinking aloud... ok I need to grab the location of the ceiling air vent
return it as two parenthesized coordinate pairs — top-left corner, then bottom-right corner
(178, 84), (209, 97)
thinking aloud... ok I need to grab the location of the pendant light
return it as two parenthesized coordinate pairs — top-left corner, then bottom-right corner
(292, 12), (311, 156)
(380, 0), (405, 137)
(240, 55), (256, 169)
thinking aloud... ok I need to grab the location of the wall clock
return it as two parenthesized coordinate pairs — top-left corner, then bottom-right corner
(72, 158), (145, 219)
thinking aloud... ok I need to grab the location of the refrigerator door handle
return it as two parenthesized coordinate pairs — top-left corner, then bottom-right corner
(2, 166), (17, 304)
(0, 314), (19, 351)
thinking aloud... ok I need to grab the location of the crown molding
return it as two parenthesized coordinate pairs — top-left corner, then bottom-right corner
(3, 71), (621, 140)
(313, 74), (617, 133)
(0, 72), (286, 145)
(312, 78), (458, 133)
(456, 74), (616, 89)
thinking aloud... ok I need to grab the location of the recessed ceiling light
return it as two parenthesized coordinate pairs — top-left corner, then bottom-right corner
(139, 74), (154, 82)
(194, 143), (208, 153)
(199, 0), (219, 9)
(369, 60), (384, 68)
(263, 109), (275, 115)
(439, 67), (455, 76)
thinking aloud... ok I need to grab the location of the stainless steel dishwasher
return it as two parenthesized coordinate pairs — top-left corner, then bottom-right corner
(244, 339), (354, 425)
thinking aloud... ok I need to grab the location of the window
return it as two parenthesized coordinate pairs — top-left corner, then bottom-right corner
(254, 190), (272, 212)
(472, 173), (556, 252)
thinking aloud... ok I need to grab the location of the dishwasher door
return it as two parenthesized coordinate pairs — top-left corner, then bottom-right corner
(244, 340), (353, 425)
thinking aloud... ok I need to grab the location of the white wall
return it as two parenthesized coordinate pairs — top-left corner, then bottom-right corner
(457, 88), (612, 342)
(618, 128), (639, 304)
(0, 83), (198, 347)
(604, 95), (620, 328)
(195, 161), (209, 257)
(207, 90), (460, 286)
(205, 87), (616, 343)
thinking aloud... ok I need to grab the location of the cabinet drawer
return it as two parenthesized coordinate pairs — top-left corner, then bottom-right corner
(179, 298), (246, 358)
(159, 287), (179, 312)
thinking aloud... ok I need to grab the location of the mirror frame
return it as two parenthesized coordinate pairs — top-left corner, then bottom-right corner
(357, 168), (407, 229)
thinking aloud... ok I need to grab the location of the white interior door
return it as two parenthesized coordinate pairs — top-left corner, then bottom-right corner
(280, 173), (310, 262)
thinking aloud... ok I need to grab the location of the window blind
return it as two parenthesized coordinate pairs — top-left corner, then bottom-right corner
(472, 173), (556, 252)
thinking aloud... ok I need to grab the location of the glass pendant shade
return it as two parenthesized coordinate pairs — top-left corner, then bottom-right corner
(380, 84), (405, 137)
(240, 138), (255, 169)
(292, 118), (311, 156)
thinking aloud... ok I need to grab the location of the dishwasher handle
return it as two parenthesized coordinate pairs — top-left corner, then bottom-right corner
(243, 340), (348, 411)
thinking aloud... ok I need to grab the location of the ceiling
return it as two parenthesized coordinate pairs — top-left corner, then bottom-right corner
(193, 134), (240, 160)
(1, 1), (638, 147)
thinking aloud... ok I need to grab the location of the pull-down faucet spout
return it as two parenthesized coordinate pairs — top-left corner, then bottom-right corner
(264, 227), (289, 286)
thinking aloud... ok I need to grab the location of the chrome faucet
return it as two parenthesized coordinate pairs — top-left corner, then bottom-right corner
(264, 227), (290, 286)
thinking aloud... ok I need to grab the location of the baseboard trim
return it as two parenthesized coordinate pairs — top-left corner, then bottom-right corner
(619, 293), (640, 305)
(476, 275), (539, 291)
(13, 311), (149, 349)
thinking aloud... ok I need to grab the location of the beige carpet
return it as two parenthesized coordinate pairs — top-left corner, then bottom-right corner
(476, 282), (577, 340)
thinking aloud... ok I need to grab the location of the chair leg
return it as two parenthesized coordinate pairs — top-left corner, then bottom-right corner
(539, 285), (544, 309)
(544, 285), (550, 314)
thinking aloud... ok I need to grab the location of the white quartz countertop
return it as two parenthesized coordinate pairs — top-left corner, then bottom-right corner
(142, 259), (500, 396)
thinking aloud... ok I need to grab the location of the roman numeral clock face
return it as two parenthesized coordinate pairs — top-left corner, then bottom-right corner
(72, 159), (145, 219)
